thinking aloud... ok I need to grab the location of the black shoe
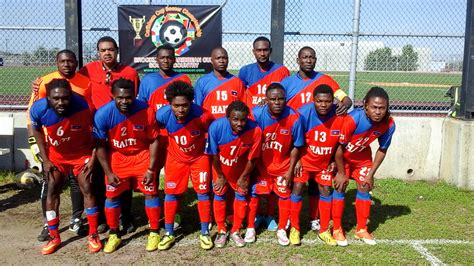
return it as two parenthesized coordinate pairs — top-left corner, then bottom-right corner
(37, 224), (50, 242)
(124, 222), (136, 234)
(97, 223), (109, 234)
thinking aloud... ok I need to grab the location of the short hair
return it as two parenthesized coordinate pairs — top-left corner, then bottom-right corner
(211, 46), (227, 55)
(111, 78), (134, 94)
(56, 49), (77, 62)
(313, 84), (334, 98)
(298, 46), (315, 58)
(364, 86), (391, 121)
(156, 44), (175, 57)
(96, 36), (118, 50)
(253, 36), (271, 48)
(226, 101), (249, 117)
(266, 82), (285, 96)
(165, 81), (194, 103)
(46, 78), (71, 95)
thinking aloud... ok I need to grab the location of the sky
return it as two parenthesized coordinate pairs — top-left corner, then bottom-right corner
(0, 0), (467, 61)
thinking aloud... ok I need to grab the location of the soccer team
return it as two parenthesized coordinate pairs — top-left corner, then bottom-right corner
(27, 36), (395, 255)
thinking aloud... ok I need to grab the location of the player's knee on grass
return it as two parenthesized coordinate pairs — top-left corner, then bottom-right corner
(318, 184), (332, 197)
(292, 182), (304, 196)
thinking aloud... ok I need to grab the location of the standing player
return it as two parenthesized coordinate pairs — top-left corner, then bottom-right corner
(281, 46), (352, 113)
(206, 101), (262, 248)
(29, 79), (101, 255)
(238, 36), (290, 108)
(334, 86), (396, 245)
(293, 84), (346, 246)
(195, 47), (245, 119)
(94, 78), (161, 253)
(248, 83), (304, 245)
(155, 81), (214, 250)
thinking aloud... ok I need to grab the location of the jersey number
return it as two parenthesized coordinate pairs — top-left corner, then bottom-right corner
(265, 132), (277, 142)
(216, 91), (228, 101)
(314, 131), (327, 142)
(121, 127), (127, 137)
(257, 84), (267, 95)
(230, 145), (237, 155)
(300, 92), (312, 104)
(56, 126), (64, 137)
(174, 136), (188, 145)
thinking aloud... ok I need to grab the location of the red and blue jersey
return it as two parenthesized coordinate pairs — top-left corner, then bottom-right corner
(137, 72), (192, 112)
(29, 93), (94, 162)
(205, 117), (262, 181)
(156, 103), (214, 162)
(251, 105), (304, 176)
(238, 62), (290, 107)
(281, 71), (346, 110)
(93, 99), (159, 156)
(194, 72), (245, 119)
(298, 103), (345, 171)
(339, 108), (396, 165)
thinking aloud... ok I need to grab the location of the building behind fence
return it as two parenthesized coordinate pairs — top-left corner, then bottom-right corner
(0, 0), (467, 113)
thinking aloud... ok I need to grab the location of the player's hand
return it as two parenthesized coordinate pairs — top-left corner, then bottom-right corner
(282, 172), (292, 189)
(257, 98), (267, 107)
(327, 162), (336, 172)
(107, 173), (121, 187)
(81, 158), (95, 183)
(362, 175), (374, 190)
(27, 136), (42, 163)
(237, 176), (249, 195)
(214, 176), (227, 194)
(32, 77), (41, 94)
(142, 169), (155, 186)
(336, 101), (350, 116)
(334, 172), (349, 192)
(42, 159), (57, 181)
(294, 160), (303, 177)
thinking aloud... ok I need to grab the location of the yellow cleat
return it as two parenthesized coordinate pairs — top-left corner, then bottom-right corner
(289, 227), (301, 246)
(318, 230), (337, 246)
(146, 232), (160, 252)
(199, 234), (214, 250)
(103, 234), (121, 254)
(158, 234), (176, 251)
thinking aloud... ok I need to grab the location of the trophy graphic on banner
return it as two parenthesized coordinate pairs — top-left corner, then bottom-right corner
(129, 16), (145, 47)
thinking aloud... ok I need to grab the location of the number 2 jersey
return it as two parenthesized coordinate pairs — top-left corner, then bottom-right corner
(251, 105), (304, 177)
(339, 108), (396, 166)
(29, 93), (94, 163)
(298, 103), (345, 172)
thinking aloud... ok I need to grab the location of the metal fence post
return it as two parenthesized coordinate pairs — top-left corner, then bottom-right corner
(348, 0), (361, 105)
(270, 0), (285, 65)
(460, 0), (474, 119)
(65, 0), (83, 68)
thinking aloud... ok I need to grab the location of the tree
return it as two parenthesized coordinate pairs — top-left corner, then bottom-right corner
(398, 45), (418, 71)
(22, 47), (60, 66)
(364, 45), (419, 71)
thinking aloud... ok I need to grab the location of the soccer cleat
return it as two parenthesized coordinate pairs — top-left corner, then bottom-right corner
(174, 214), (181, 231)
(254, 215), (265, 229)
(333, 229), (348, 247)
(310, 219), (320, 231)
(37, 224), (50, 242)
(69, 218), (83, 233)
(230, 232), (246, 247)
(41, 236), (61, 255)
(276, 229), (289, 246)
(244, 228), (256, 243)
(158, 234), (176, 251)
(215, 231), (228, 248)
(266, 216), (278, 231)
(199, 234), (214, 250)
(289, 227), (301, 246)
(88, 233), (103, 253)
(97, 223), (109, 234)
(318, 230), (337, 246)
(354, 229), (377, 245)
(145, 232), (160, 252)
(103, 234), (121, 253)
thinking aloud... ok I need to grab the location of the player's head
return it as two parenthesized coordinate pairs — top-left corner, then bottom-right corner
(211, 47), (228, 73)
(46, 78), (72, 115)
(226, 101), (249, 134)
(96, 36), (119, 67)
(111, 78), (135, 113)
(156, 44), (176, 72)
(363, 86), (390, 123)
(165, 81), (194, 121)
(313, 84), (334, 116)
(266, 83), (286, 116)
(297, 46), (316, 73)
(252, 36), (272, 64)
(56, 50), (77, 78)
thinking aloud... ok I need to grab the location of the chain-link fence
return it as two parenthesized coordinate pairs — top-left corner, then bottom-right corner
(0, 0), (467, 113)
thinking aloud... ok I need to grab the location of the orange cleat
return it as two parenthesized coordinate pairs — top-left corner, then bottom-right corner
(41, 237), (61, 255)
(88, 233), (103, 253)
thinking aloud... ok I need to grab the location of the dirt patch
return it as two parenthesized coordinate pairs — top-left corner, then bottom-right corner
(367, 82), (449, 88)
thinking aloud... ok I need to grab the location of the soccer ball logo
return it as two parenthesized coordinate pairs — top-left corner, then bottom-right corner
(160, 21), (187, 47)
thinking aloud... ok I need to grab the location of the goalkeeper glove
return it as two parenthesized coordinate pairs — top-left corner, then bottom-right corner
(28, 136), (42, 163)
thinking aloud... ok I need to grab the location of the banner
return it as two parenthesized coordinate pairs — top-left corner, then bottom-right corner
(118, 5), (222, 74)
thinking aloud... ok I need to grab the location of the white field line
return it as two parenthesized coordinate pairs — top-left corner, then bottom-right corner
(412, 242), (445, 266)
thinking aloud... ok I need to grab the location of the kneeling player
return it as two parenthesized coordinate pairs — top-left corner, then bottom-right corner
(334, 86), (396, 245)
(30, 79), (101, 255)
(249, 83), (304, 245)
(206, 101), (262, 248)
(295, 84), (346, 246)
(155, 81), (214, 250)
(94, 78), (161, 253)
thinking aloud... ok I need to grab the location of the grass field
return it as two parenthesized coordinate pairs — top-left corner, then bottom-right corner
(0, 66), (461, 104)
(0, 172), (472, 264)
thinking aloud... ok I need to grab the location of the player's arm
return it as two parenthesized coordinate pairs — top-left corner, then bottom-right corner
(30, 125), (58, 180)
(143, 138), (159, 185)
(364, 148), (387, 190)
(95, 139), (120, 187)
(236, 158), (256, 195)
(81, 148), (96, 183)
(283, 147), (300, 187)
(334, 145), (348, 192)
(336, 96), (353, 116)
(212, 154), (227, 193)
